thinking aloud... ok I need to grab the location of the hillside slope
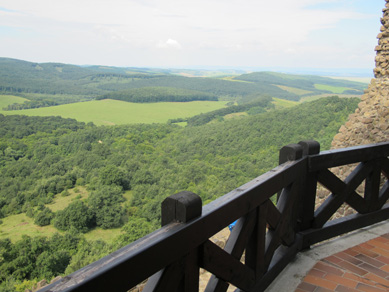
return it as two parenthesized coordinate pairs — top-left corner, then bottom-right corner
(0, 58), (366, 109)
(0, 96), (359, 290)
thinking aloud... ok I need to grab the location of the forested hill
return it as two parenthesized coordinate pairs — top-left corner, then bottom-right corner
(0, 96), (358, 225)
(0, 58), (366, 109)
(0, 96), (360, 291)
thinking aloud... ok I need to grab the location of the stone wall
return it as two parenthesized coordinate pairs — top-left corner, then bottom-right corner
(320, 0), (389, 217)
(331, 0), (389, 149)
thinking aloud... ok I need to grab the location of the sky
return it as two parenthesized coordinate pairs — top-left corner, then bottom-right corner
(0, 0), (385, 74)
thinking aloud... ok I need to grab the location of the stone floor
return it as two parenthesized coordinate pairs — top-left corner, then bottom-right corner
(266, 220), (389, 292)
(296, 233), (389, 292)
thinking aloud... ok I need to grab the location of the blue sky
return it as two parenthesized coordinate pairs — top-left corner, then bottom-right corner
(0, 0), (384, 74)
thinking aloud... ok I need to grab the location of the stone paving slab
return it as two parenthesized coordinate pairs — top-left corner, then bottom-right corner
(265, 220), (389, 292)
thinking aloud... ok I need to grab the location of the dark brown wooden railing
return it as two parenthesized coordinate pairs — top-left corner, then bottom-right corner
(39, 140), (389, 292)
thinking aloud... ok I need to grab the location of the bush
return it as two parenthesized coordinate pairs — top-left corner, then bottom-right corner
(54, 201), (95, 233)
(88, 186), (125, 229)
(34, 207), (54, 226)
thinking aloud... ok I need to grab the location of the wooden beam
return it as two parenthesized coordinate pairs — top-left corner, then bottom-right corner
(314, 165), (372, 227)
(202, 240), (255, 292)
(205, 210), (257, 292)
(364, 160), (381, 211)
(143, 260), (184, 292)
(247, 238), (301, 292)
(308, 142), (389, 171)
(246, 203), (268, 278)
(301, 203), (389, 247)
(378, 181), (389, 208)
(40, 159), (304, 292)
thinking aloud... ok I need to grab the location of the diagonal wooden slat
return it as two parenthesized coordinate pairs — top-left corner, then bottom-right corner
(314, 164), (373, 227)
(277, 182), (300, 246)
(202, 240), (255, 292)
(246, 202), (268, 278)
(143, 259), (184, 292)
(381, 157), (389, 179)
(244, 239), (302, 292)
(266, 200), (281, 230)
(225, 209), (257, 257)
(205, 209), (257, 292)
(204, 278), (229, 292)
(344, 161), (374, 190)
(364, 159), (381, 211)
(263, 182), (299, 269)
(378, 181), (389, 208)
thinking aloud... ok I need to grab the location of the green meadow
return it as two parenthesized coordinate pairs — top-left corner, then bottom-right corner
(275, 85), (313, 96)
(272, 97), (299, 109)
(314, 84), (351, 94)
(0, 95), (28, 109)
(0, 95), (228, 126)
(0, 186), (123, 243)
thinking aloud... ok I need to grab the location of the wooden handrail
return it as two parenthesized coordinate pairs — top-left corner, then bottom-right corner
(39, 141), (389, 292)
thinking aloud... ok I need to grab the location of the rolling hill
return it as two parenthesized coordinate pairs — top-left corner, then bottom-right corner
(0, 58), (367, 112)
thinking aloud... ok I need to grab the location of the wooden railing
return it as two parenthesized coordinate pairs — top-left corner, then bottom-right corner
(39, 141), (389, 292)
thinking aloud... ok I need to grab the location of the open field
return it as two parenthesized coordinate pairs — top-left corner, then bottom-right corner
(0, 187), (124, 243)
(0, 212), (122, 243)
(272, 97), (299, 109)
(220, 76), (253, 83)
(0, 94), (28, 109)
(0, 98), (229, 126)
(275, 85), (313, 96)
(0, 213), (58, 242)
(327, 76), (372, 84)
(314, 84), (353, 94)
(300, 94), (361, 103)
(46, 187), (89, 212)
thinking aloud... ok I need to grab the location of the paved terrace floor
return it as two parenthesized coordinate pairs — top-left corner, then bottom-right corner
(266, 220), (389, 292)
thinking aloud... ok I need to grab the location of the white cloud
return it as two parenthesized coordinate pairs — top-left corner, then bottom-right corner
(0, 0), (383, 69)
(157, 39), (182, 50)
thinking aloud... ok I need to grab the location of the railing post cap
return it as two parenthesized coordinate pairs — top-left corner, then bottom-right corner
(298, 140), (320, 156)
(279, 143), (303, 165)
(161, 191), (202, 226)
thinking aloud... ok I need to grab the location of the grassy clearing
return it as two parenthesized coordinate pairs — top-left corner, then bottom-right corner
(326, 76), (372, 84)
(314, 84), (351, 94)
(0, 213), (58, 242)
(275, 85), (313, 96)
(84, 227), (122, 243)
(300, 94), (361, 103)
(0, 99), (228, 126)
(123, 190), (133, 201)
(46, 187), (89, 212)
(0, 212), (122, 243)
(0, 187), (124, 243)
(220, 76), (253, 83)
(0, 94), (28, 109)
(272, 98), (299, 109)
(224, 112), (248, 120)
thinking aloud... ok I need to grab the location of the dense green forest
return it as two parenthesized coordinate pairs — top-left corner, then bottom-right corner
(0, 96), (360, 291)
(235, 71), (366, 95)
(0, 58), (366, 111)
(96, 86), (218, 103)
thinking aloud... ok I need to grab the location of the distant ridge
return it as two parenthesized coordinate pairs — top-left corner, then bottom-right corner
(0, 57), (367, 108)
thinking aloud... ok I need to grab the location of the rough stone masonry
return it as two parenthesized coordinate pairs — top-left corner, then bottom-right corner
(321, 0), (389, 217)
(331, 0), (389, 150)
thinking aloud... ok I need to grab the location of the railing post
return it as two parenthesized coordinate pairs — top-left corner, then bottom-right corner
(278, 143), (303, 203)
(297, 140), (320, 246)
(144, 191), (202, 292)
(161, 191), (202, 226)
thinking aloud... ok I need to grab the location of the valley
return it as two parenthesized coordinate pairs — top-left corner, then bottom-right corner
(0, 57), (368, 291)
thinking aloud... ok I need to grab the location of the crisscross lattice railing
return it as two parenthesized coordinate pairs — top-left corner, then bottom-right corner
(39, 141), (389, 292)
